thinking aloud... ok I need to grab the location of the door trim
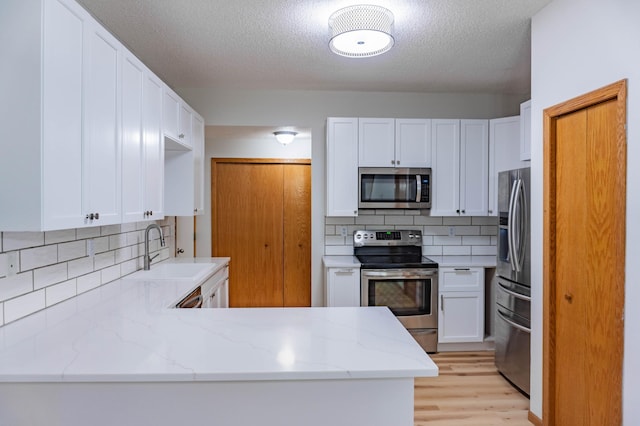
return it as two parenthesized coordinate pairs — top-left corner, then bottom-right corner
(542, 80), (627, 425)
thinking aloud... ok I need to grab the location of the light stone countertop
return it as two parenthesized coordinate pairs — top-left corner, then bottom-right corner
(0, 257), (437, 383)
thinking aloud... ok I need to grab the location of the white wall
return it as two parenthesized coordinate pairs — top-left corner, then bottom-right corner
(531, 0), (640, 422)
(177, 88), (526, 307)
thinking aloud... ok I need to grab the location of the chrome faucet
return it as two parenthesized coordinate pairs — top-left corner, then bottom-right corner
(144, 224), (166, 270)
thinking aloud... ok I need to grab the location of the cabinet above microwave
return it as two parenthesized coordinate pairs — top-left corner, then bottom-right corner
(358, 167), (431, 210)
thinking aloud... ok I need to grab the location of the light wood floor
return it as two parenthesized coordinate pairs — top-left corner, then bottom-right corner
(415, 351), (532, 426)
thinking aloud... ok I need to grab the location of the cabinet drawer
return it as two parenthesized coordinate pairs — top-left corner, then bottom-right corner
(440, 267), (484, 291)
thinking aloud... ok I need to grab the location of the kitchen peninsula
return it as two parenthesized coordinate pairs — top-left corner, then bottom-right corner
(0, 258), (437, 426)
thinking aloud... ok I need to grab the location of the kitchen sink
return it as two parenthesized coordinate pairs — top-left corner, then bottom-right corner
(122, 262), (217, 282)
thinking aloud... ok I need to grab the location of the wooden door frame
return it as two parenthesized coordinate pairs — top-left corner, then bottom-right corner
(211, 158), (311, 256)
(542, 80), (627, 425)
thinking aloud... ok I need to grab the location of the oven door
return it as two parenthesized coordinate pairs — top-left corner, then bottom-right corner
(360, 268), (438, 329)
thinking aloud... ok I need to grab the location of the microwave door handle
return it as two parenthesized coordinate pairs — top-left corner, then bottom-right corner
(416, 175), (422, 202)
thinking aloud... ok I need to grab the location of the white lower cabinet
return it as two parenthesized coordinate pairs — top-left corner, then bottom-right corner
(325, 267), (361, 307)
(201, 265), (229, 308)
(438, 267), (484, 343)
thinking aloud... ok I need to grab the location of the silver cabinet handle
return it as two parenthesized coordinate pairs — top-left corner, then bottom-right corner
(440, 294), (444, 311)
(335, 269), (355, 274)
(453, 268), (470, 271)
(179, 133), (185, 139)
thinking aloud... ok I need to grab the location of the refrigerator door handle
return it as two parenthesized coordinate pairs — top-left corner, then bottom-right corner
(517, 178), (528, 273)
(512, 178), (524, 273)
(497, 281), (531, 301)
(497, 310), (531, 333)
(508, 179), (518, 272)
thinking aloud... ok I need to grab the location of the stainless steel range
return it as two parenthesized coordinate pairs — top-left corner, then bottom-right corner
(354, 230), (438, 353)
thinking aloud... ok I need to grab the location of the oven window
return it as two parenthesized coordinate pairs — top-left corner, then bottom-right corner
(367, 278), (431, 316)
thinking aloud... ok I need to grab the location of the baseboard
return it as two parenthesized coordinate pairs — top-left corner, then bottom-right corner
(437, 341), (495, 352)
(528, 411), (542, 426)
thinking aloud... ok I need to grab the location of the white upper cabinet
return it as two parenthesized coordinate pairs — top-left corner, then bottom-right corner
(192, 113), (205, 215)
(83, 20), (122, 226)
(0, 0), (122, 231)
(0, 0), (203, 231)
(358, 118), (395, 167)
(520, 100), (532, 161)
(430, 119), (488, 216)
(489, 116), (521, 216)
(430, 120), (461, 216)
(163, 86), (193, 149)
(460, 119), (489, 216)
(122, 52), (164, 223)
(164, 108), (204, 216)
(395, 119), (433, 167)
(326, 117), (359, 217)
(358, 118), (431, 167)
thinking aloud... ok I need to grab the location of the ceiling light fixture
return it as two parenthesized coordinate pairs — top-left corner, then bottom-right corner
(273, 131), (298, 145)
(328, 4), (395, 58)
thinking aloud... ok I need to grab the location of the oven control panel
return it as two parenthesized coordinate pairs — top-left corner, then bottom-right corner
(353, 229), (422, 246)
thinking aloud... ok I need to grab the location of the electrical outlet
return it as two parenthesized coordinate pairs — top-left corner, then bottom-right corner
(6, 251), (18, 277)
(448, 226), (456, 237)
(87, 239), (95, 257)
(0, 254), (6, 277)
(340, 226), (348, 237)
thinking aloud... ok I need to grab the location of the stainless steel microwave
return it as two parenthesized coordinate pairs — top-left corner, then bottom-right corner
(358, 167), (431, 209)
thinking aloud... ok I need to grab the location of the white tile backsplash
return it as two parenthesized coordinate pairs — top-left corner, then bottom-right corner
(34, 263), (68, 290)
(77, 271), (102, 294)
(2, 232), (45, 251)
(45, 229), (77, 245)
(324, 214), (498, 259)
(58, 240), (87, 262)
(0, 272), (34, 302)
(4, 290), (45, 323)
(45, 279), (77, 306)
(0, 219), (174, 326)
(20, 245), (57, 271)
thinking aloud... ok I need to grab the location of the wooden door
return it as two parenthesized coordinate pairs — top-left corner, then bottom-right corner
(212, 159), (311, 307)
(543, 81), (626, 425)
(283, 164), (311, 306)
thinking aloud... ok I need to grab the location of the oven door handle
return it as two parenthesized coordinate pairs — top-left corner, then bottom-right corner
(361, 270), (436, 278)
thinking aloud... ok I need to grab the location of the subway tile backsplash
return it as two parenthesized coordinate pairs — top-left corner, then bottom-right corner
(325, 211), (497, 257)
(0, 218), (174, 326)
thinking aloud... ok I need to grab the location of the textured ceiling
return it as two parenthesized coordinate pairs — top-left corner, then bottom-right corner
(76, 0), (551, 95)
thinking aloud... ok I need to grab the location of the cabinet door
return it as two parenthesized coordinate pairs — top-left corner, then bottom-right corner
(179, 103), (193, 148)
(83, 22), (121, 225)
(121, 54), (145, 223)
(395, 119), (432, 167)
(326, 268), (360, 307)
(438, 291), (484, 343)
(460, 119), (489, 216)
(42, 0), (86, 230)
(358, 118), (395, 167)
(326, 117), (358, 217)
(192, 113), (205, 215)
(163, 87), (180, 141)
(143, 71), (164, 219)
(520, 100), (532, 161)
(430, 119), (460, 216)
(489, 116), (520, 216)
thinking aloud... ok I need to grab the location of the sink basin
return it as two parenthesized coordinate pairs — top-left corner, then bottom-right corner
(123, 262), (216, 282)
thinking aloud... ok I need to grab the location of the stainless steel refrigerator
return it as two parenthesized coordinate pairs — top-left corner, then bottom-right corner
(495, 167), (531, 396)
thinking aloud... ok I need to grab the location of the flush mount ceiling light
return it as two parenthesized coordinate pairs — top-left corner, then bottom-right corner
(273, 130), (298, 145)
(328, 4), (395, 58)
